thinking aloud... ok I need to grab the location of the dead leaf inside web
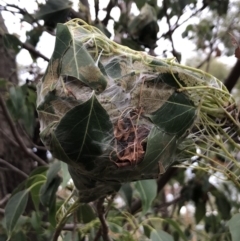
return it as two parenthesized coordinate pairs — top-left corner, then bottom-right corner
(111, 109), (149, 167)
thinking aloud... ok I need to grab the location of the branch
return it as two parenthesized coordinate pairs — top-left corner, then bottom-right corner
(0, 96), (47, 166)
(22, 42), (49, 61)
(0, 31), (49, 61)
(161, 3), (207, 39)
(162, 0), (179, 61)
(102, 0), (117, 26)
(96, 197), (112, 241)
(0, 158), (28, 178)
(94, 0), (99, 21)
(4, 4), (40, 26)
(224, 59), (240, 92)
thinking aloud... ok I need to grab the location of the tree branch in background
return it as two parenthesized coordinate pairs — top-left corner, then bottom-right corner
(0, 32), (49, 61)
(102, 0), (117, 26)
(163, 0), (179, 61)
(0, 96), (47, 166)
(161, 3), (207, 39)
(0, 158), (28, 178)
(94, 0), (99, 21)
(1, 4), (40, 26)
(224, 59), (240, 92)
(96, 197), (112, 241)
(22, 41), (50, 61)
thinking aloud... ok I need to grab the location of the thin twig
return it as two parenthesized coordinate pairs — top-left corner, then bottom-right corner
(4, 4), (40, 26)
(0, 96), (47, 166)
(0, 158), (28, 178)
(96, 197), (112, 241)
(22, 41), (50, 61)
(0, 31), (49, 61)
(163, 0), (179, 61)
(161, 3), (207, 39)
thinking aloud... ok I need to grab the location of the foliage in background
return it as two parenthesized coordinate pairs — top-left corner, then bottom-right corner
(1, 0), (240, 241)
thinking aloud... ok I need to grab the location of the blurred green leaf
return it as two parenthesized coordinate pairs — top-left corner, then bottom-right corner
(120, 183), (133, 208)
(135, 0), (146, 9)
(164, 218), (187, 241)
(150, 229), (174, 241)
(228, 213), (240, 241)
(108, 222), (123, 233)
(135, 180), (157, 215)
(26, 27), (43, 47)
(212, 191), (231, 220)
(48, 197), (57, 227)
(27, 175), (46, 210)
(35, 0), (72, 23)
(0, 79), (8, 88)
(128, 3), (159, 48)
(28, 166), (48, 177)
(195, 201), (206, 224)
(5, 190), (29, 238)
(3, 34), (22, 53)
(143, 224), (152, 238)
(77, 204), (96, 223)
(6, 85), (36, 136)
(40, 162), (62, 207)
(60, 162), (71, 188)
(9, 231), (26, 241)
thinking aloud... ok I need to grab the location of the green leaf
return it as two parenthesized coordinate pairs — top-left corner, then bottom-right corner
(148, 92), (196, 136)
(35, 0), (72, 23)
(139, 127), (177, 173)
(28, 175), (46, 210)
(228, 213), (240, 241)
(164, 218), (188, 241)
(60, 162), (71, 188)
(135, 180), (157, 214)
(108, 222), (123, 233)
(59, 25), (107, 93)
(28, 166), (48, 177)
(135, 0), (146, 9)
(143, 224), (152, 238)
(48, 197), (57, 227)
(8, 231), (26, 241)
(195, 201), (206, 224)
(0, 79), (8, 88)
(26, 27), (43, 47)
(216, 195), (231, 220)
(40, 162), (62, 207)
(211, 190), (231, 220)
(5, 190), (29, 238)
(6, 85), (36, 136)
(150, 229), (174, 241)
(119, 183), (133, 208)
(77, 204), (96, 223)
(3, 34), (22, 53)
(55, 94), (113, 169)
